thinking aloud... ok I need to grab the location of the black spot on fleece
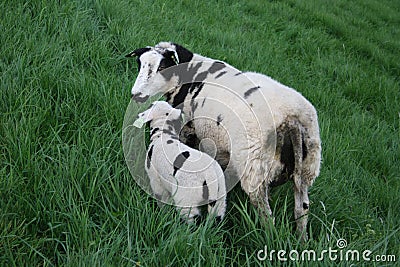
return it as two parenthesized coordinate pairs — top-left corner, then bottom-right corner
(173, 151), (190, 176)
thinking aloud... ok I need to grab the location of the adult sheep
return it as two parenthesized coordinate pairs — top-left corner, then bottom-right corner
(126, 42), (321, 241)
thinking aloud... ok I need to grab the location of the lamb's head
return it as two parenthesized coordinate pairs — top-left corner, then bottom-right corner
(126, 42), (194, 103)
(137, 101), (181, 124)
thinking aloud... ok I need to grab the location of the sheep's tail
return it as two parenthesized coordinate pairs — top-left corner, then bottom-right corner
(288, 120), (303, 190)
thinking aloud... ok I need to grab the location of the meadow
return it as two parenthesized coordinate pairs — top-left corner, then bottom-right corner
(1, 0), (399, 266)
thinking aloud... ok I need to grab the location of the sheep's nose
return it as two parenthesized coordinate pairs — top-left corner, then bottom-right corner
(131, 93), (149, 103)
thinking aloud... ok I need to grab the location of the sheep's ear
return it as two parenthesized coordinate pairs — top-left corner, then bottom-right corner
(125, 47), (151, 58)
(172, 43), (193, 63)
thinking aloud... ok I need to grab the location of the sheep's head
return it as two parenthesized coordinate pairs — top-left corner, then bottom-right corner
(137, 101), (181, 124)
(126, 42), (193, 103)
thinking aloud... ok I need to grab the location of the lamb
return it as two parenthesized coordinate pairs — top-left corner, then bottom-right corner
(126, 42), (321, 241)
(135, 101), (227, 223)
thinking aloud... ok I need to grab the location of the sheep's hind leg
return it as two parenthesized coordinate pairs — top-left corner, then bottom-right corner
(294, 183), (309, 242)
(249, 181), (273, 223)
(289, 120), (309, 242)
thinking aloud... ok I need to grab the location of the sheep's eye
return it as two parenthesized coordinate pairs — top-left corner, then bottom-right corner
(157, 62), (167, 72)
(166, 113), (169, 116)
(157, 56), (176, 72)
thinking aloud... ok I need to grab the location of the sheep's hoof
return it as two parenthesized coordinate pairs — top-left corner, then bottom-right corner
(267, 215), (275, 226)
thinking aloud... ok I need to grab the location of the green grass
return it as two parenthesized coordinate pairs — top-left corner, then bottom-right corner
(1, 0), (399, 266)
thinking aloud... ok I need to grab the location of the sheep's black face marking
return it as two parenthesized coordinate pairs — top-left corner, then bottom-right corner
(202, 181), (209, 200)
(173, 151), (190, 176)
(158, 51), (178, 72)
(244, 86), (260, 99)
(147, 145), (154, 169)
(303, 203), (309, 210)
(216, 115), (223, 126)
(166, 140), (174, 144)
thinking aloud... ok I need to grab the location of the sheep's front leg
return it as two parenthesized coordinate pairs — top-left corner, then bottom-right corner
(249, 182), (273, 221)
(294, 182), (309, 242)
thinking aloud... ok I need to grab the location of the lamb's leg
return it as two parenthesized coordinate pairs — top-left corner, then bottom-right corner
(178, 207), (202, 224)
(149, 175), (170, 207)
(172, 188), (203, 224)
(208, 197), (226, 223)
(207, 176), (227, 223)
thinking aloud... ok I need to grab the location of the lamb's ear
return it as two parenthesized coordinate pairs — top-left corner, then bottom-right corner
(172, 43), (193, 63)
(125, 47), (151, 58)
(171, 108), (182, 120)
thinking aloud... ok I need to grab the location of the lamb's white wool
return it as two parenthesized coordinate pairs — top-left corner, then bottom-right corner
(127, 42), (321, 241)
(137, 101), (227, 223)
